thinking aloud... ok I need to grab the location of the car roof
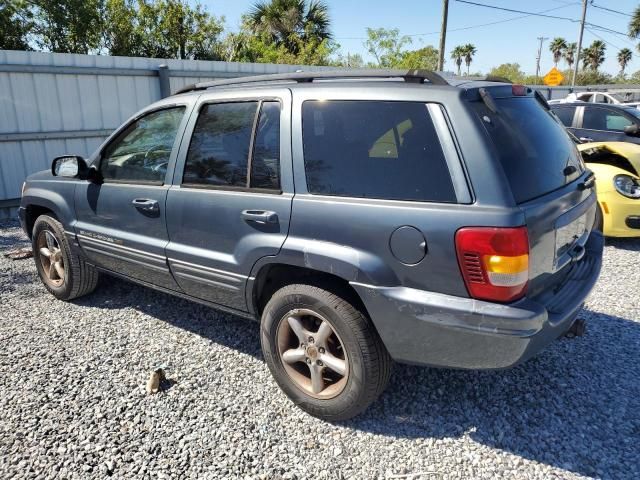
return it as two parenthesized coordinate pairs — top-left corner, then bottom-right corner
(172, 69), (512, 97)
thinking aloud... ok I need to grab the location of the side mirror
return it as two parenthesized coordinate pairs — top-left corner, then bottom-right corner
(624, 124), (640, 136)
(51, 155), (101, 183)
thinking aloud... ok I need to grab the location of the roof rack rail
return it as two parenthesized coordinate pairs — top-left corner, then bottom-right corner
(173, 69), (450, 95)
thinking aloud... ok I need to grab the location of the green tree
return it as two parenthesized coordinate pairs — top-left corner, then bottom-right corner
(461, 43), (476, 75)
(330, 52), (364, 68)
(549, 37), (567, 67)
(363, 27), (411, 68)
(583, 40), (606, 71)
(618, 48), (633, 77)
(488, 63), (525, 83)
(133, 0), (224, 59)
(0, 0), (33, 50)
(103, 0), (140, 56)
(248, 0), (330, 56)
(450, 45), (465, 76)
(31, 0), (103, 53)
(563, 42), (576, 71)
(395, 45), (439, 70)
(629, 5), (640, 39)
(225, 16), (336, 65)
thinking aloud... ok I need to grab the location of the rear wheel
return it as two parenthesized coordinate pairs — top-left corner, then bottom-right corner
(260, 284), (392, 421)
(32, 215), (99, 300)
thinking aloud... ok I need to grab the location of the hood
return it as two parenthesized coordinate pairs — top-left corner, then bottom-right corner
(577, 141), (640, 176)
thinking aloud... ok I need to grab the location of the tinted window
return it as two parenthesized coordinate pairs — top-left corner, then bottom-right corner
(101, 107), (185, 183)
(302, 101), (456, 202)
(184, 102), (258, 187)
(553, 106), (576, 127)
(583, 107), (633, 131)
(250, 101), (281, 190)
(472, 97), (584, 203)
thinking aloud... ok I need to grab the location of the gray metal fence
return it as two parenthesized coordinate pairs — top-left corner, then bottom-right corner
(2, 49), (639, 218)
(0, 50), (333, 218)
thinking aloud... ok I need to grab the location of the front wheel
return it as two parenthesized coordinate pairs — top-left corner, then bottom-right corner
(32, 215), (99, 301)
(260, 284), (392, 421)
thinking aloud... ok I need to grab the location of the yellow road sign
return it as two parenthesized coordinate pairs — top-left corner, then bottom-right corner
(543, 67), (564, 86)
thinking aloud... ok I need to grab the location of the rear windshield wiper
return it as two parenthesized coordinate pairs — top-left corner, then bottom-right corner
(478, 87), (499, 114)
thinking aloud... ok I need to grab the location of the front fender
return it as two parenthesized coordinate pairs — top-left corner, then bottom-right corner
(21, 180), (77, 231)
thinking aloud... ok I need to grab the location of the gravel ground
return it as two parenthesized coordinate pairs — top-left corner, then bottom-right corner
(0, 219), (639, 480)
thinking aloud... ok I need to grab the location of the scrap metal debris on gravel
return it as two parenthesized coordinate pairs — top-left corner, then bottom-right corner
(0, 219), (639, 479)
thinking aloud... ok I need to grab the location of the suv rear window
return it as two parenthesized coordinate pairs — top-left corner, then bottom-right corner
(472, 96), (584, 203)
(302, 101), (456, 202)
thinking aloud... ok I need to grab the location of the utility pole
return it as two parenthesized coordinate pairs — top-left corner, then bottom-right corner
(571, 0), (588, 87)
(438, 0), (449, 71)
(535, 36), (549, 84)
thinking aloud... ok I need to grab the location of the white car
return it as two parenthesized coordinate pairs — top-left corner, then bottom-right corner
(549, 91), (640, 108)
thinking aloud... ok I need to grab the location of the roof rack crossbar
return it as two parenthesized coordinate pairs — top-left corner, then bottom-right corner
(174, 69), (450, 95)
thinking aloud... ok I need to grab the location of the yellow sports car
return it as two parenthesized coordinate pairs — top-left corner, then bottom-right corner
(576, 141), (640, 237)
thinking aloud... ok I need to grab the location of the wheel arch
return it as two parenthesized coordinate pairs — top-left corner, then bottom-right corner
(248, 261), (372, 321)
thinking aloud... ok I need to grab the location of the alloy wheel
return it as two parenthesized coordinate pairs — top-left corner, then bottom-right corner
(37, 230), (65, 287)
(276, 308), (349, 399)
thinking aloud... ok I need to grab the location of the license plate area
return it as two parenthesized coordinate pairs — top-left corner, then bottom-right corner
(555, 211), (589, 267)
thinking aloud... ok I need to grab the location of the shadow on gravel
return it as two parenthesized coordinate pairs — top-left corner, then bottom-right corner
(77, 274), (640, 479)
(349, 308), (640, 479)
(604, 237), (640, 251)
(73, 275), (263, 359)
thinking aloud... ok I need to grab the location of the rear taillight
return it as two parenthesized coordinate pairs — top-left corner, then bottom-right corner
(455, 226), (529, 303)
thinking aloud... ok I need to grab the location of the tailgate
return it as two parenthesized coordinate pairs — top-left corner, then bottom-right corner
(520, 176), (597, 297)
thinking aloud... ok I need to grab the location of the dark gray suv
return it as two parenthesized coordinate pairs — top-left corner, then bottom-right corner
(19, 70), (603, 420)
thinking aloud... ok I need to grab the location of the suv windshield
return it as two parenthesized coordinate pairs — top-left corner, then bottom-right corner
(472, 96), (584, 203)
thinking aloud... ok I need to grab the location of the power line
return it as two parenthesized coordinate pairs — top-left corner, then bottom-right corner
(591, 4), (633, 18)
(333, 3), (578, 40)
(585, 27), (623, 51)
(455, 0), (630, 38)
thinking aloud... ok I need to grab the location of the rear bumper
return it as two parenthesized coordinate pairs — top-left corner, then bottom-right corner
(352, 231), (604, 369)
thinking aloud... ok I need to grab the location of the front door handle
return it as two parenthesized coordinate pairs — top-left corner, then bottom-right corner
(241, 210), (278, 224)
(132, 198), (159, 212)
(579, 136), (594, 142)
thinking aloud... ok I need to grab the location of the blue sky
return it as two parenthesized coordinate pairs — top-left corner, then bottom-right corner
(203, 0), (639, 75)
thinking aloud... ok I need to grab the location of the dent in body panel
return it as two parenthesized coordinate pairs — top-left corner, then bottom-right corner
(302, 239), (360, 281)
(280, 236), (397, 285)
(353, 283), (545, 337)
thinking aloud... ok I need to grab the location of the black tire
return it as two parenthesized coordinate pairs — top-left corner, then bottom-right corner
(594, 203), (604, 233)
(260, 283), (392, 421)
(32, 215), (99, 301)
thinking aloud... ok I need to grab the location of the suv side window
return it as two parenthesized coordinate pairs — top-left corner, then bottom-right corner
(183, 101), (281, 190)
(301, 101), (456, 202)
(583, 107), (633, 131)
(100, 107), (185, 183)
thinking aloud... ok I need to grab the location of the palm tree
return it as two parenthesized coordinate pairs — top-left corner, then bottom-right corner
(584, 40), (606, 71)
(461, 43), (476, 75)
(450, 45), (465, 76)
(618, 48), (633, 76)
(564, 42), (576, 71)
(248, 0), (331, 54)
(549, 37), (567, 67)
(629, 5), (640, 38)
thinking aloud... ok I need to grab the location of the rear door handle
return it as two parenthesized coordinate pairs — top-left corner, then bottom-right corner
(579, 136), (594, 142)
(241, 210), (278, 224)
(132, 198), (159, 212)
